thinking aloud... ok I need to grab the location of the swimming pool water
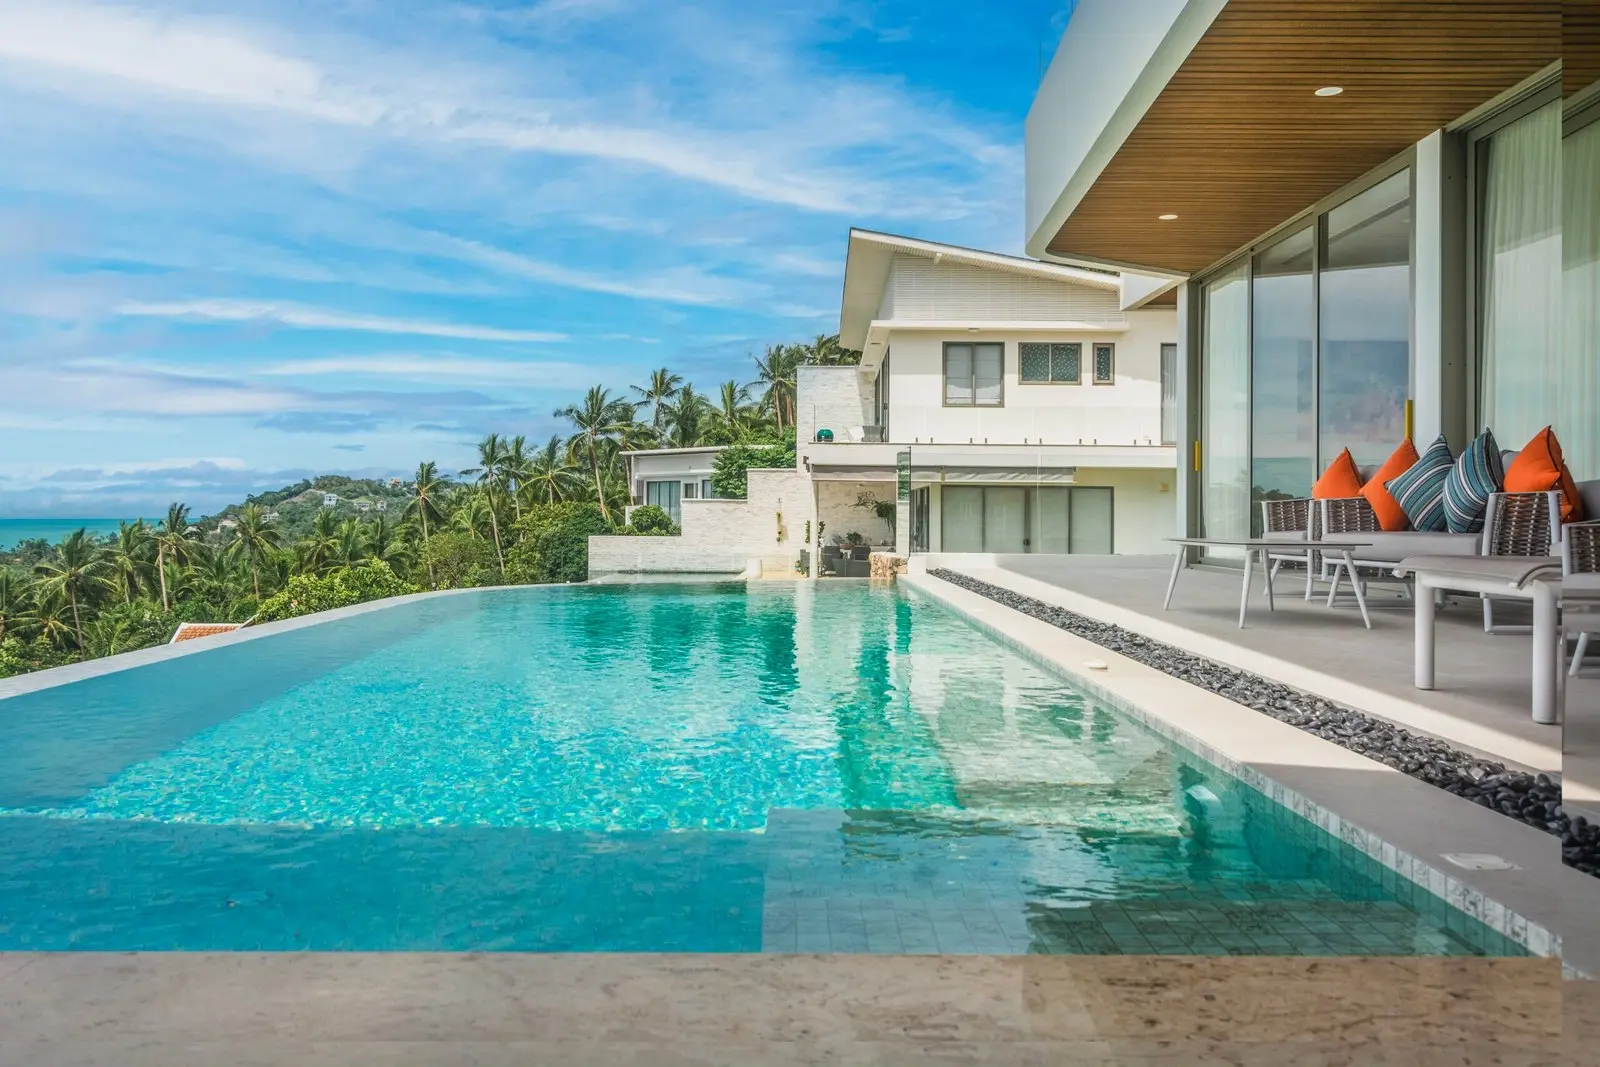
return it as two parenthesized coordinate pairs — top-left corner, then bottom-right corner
(0, 583), (1522, 955)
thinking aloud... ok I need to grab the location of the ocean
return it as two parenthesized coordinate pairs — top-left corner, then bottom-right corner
(0, 519), (144, 552)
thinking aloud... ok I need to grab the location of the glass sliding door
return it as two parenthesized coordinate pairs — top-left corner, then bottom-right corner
(1033, 488), (1071, 553)
(1565, 115), (1600, 479)
(1251, 226), (1316, 517)
(1319, 169), (1411, 467)
(983, 488), (1027, 552)
(644, 479), (681, 523)
(1068, 487), (1114, 554)
(941, 486), (984, 551)
(1480, 102), (1561, 455)
(1201, 259), (1252, 543)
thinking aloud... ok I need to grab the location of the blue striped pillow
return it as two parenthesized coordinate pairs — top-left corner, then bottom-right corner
(1442, 429), (1505, 534)
(1385, 435), (1455, 532)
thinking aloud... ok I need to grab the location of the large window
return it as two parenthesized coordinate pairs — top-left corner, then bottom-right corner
(1251, 226), (1316, 508)
(941, 485), (1113, 554)
(644, 479), (681, 523)
(1318, 169), (1412, 468)
(1479, 101), (1563, 461)
(1018, 342), (1081, 383)
(1565, 112), (1600, 479)
(1201, 261), (1251, 542)
(943, 342), (1004, 406)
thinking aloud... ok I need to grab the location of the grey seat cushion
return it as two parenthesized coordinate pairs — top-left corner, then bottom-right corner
(1322, 530), (1480, 563)
(1578, 479), (1600, 522)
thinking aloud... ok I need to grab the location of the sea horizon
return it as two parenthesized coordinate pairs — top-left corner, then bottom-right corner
(0, 517), (149, 551)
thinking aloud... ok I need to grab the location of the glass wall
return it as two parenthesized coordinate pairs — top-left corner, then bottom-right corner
(1251, 226), (1316, 512)
(1201, 260), (1251, 541)
(1565, 113), (1600, 480)
(939, 485), (1113, 554)
(1318, 169), (1412, 468)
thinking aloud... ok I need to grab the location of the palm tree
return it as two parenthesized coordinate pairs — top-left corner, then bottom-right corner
(229, 503), (282, 600)
(527, 435), (579, 504)
(660, 385), (711, 449)
(753, 344), (800, 431)
(332, 519), (367, 569)
(298, 509), (341, 575)
(710, 379), (755, 438)
(459, 434), (510, 578)
(0, 570), (28, 642)
(154, 503), (199, 612)
(364, 514), (415, 571)
(106, 519), (154, 604)
(18, 588), (74, 650)
(631, 367), (683, 430)
(405, 461), (446, 587)
(555, 386), (636, 525)
(498, 435), (532, 521)
(32, 529), (112, 651)
(187, 543), (242, 612)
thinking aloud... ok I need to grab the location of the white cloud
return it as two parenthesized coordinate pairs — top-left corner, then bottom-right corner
(257, 353), (603, 387)
(436, 236), (767, 307)
(115, 299), (568, 343)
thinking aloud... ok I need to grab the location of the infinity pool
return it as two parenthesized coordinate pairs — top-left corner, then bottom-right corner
(0, 583), (1520, 954)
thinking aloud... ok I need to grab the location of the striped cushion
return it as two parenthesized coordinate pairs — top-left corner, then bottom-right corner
(1442, 429), (1505, 534)
(1385, 434), (1455, 533)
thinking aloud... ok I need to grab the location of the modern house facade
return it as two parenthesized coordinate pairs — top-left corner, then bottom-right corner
(620, 446), (725, 525)
(1026, 1), (1595, 547)
(804, 230), (1180, 558)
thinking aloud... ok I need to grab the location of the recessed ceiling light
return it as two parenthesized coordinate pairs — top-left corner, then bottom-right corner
(1315, 86), (1344, 97)
(1158, 213), (1179, 221)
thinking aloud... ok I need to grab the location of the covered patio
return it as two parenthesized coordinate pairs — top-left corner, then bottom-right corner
(921, 554), (1595, 780)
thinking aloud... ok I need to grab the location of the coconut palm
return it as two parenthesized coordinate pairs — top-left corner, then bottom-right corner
(364, 514), (415, 571)
(0, 570), (28, 642)
(229, 503), (282, 600)
(17, 587), (74, 650)
(752, 344), (800, 431)
(631, 367), (683, 431)
(405, 461), (446, 587)
(106, 519), (155, 604)
(154, 503), (199, 612)
(660, 385), (712, 449)
(298, 509), (341, 576)
(709, 380), (756, 438)
(459, 433), (510, 577)
(331, 519), (367, 569)
(187, 543), (242, 612)
(32, 528), (112, 651)
(498, 435), (532, 521)
(555, 386), (636, 525)
(527, 434), (580, 504)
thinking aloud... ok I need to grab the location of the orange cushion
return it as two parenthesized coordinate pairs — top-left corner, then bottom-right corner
(1312, 449), (1364, 499)
(1359, 438), (1421, 531)
(1505, 426), (1585, 523)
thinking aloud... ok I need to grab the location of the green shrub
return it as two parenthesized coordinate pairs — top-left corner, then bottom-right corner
(507, 502), (611, 583)
(710, 440), (797, 499)
(254, 562), (419, 623)
(418, 531), (496, 589)
(0, 637), (74, 679)
(628, 505), (679, 535)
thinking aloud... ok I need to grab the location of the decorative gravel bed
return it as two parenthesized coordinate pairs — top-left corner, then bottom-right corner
(928, 568), (1600, 878)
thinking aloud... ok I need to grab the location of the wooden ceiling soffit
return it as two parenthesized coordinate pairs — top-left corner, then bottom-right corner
(1047, 0), (1561, 274)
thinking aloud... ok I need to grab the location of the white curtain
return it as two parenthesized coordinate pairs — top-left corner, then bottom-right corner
(1202, 261), (1251, 544)
(1481, 102), (1562, 454)
(1564, 119), (1600, 480)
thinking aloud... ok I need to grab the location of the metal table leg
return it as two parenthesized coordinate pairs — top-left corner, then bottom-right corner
(1532, 580), (1559, 725)
(1415, 575), (1436, 690)
(1162, 548), (1184, 610)
(1259, 547), (1275, 613)
(1238, 548), (1255, 628)
(1341, 551), (1371, 629)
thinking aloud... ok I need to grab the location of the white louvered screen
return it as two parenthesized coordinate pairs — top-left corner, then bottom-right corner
(887, 256), (1123, 323)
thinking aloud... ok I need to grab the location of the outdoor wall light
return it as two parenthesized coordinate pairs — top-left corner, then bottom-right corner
(1314, 86), (1344, 97)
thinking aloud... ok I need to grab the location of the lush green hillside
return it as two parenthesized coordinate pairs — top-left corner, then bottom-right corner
(196, 475), (421, 544)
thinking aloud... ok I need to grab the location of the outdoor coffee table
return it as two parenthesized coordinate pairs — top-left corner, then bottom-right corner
(1164, 537), (1372, 629)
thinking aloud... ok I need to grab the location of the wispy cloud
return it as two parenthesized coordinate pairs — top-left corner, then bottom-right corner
(257, 353), (605, 387)
(115, 299), (568, 343)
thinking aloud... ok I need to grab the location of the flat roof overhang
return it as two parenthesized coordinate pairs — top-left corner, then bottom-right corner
(1030, 0), (1560, 274)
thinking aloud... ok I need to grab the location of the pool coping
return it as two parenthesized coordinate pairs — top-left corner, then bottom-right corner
(0, 585), (551, 702)
(899, 571), (1599, 978)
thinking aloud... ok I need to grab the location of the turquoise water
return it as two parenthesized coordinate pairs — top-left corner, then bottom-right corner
(0, 518), (139, 550)
(0, 583), (1521, 955)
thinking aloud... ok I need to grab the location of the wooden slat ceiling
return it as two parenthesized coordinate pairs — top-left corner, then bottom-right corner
(1046, 0), (1560, 274)
(1569, 3), (1600, 96)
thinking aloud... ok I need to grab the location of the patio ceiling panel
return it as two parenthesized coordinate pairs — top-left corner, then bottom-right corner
(1044, 0), (1560, 274)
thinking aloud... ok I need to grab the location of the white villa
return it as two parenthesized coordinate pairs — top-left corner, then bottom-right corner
(590, 230), (1179, 577)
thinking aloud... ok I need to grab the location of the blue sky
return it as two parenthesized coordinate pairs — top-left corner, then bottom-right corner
(0, 0), (1073, 517)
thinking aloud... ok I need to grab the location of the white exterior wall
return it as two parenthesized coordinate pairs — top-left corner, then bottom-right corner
(912, 469), (1171, 556)
(886, 257), (1122, 323)
(588, 467), (814, 578)
(796, 365), (874, 444)
(626, 449), (722, 501)
(883, 308), (1175, 446)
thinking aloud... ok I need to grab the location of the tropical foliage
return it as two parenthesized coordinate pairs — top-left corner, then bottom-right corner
(0, 334), (857, 679)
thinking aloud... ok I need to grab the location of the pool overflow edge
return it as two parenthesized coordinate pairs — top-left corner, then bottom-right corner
(922, 569), (1598, 880)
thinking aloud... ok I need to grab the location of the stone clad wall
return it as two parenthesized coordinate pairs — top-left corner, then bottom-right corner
(589, 467), (814, 578)
(796, 365), (874, 446)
